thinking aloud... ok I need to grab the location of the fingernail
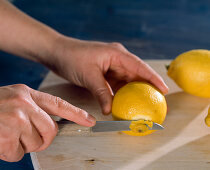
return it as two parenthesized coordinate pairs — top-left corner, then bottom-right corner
(166, 86), (169, 93)
(162, 82), (169, 94)
(163, 87), (169, 94)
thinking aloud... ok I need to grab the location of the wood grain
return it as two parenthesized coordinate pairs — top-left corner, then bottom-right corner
(31, 60), (210, 170)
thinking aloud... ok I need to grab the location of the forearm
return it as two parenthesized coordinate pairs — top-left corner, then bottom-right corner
(0, 0), (61, 62)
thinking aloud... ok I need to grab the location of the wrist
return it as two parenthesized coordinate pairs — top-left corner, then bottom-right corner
(33, 28), (62, 64)
(41, 34), (80, 71)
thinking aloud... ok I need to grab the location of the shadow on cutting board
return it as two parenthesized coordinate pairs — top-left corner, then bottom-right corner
(36, 83), (210, 169)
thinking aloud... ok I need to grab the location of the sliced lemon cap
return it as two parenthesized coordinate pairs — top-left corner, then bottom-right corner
(129, 119), (153, 133)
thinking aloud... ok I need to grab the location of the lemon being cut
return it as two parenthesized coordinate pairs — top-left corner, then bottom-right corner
(112, 82), (167, 136)
(167, 49), (210, 98)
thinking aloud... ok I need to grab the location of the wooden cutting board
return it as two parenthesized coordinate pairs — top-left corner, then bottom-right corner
(31, 60), (210, 170)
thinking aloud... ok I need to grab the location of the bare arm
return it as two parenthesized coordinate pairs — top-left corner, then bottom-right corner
(0, 0), (169, 162)
(0, 0), (168, 114)
(0, 0), (59, 62)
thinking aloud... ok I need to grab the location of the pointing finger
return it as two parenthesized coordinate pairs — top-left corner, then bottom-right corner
(29, 89), (96, 127)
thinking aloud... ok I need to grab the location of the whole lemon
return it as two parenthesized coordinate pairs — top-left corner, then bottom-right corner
(112, 82), (167, 136)
(167, 49), (210, 98)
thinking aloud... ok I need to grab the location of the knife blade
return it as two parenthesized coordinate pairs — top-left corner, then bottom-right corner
(56, 119), (164, 133)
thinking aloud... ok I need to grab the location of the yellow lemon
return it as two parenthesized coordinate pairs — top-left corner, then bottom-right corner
(111, 82), (167, 136)
(205, 106), (210, 127)
(167, 49), (210, 98)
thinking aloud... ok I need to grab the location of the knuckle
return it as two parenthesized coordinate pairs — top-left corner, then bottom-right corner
(13, 94), (30, 106)
(95, 87), (109, 97)
(12, 110), (28, 127)
(12, 84), (29, 91)
(111, 42), (124, 49)
(43, 121), (58, 137)
(53, 96), (65, 109)
(110, 42), (126, 52)
(10, 93), (31, 108)
(10, 84), (31, 105)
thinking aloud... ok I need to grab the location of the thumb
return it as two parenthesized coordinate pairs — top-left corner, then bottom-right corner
(84, 68), (113, 115)
(29, 89), (96, 127)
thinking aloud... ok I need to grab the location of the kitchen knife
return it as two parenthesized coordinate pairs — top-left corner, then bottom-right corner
(56, 119), (164, 136)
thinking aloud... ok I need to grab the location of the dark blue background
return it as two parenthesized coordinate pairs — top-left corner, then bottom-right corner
(0, 0), (210, 169)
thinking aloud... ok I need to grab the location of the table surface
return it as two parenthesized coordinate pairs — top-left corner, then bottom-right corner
(31, 60), (210, 170)
(0, 0), (210, 169)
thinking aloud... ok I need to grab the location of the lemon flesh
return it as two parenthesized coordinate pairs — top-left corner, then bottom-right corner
(112, 82), (167, 136)
(167, 49), (210, 98)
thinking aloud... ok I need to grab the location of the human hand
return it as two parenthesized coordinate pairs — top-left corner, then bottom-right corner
(0, 0), (168, 116)
(44, 36), (169, 115)
(0, 84), (95, 162)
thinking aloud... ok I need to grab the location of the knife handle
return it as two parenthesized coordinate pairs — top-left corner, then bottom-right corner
(57, 123), (92, 136)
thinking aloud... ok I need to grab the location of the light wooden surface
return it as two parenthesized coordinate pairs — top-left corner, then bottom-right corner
(31, 60), (210, 170)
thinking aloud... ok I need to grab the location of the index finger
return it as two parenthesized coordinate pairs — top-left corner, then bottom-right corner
(29, 89), (96, 127)
(120, 53), (169, 94)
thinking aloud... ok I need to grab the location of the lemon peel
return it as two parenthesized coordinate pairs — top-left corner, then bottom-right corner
(128, 119), (153, 133)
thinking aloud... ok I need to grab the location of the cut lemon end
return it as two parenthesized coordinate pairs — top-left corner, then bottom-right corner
(129, 119), (153, 133)
(121, 119), (154, 136)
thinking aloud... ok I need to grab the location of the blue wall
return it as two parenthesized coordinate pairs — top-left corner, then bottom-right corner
(0, 0), (210, 169)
